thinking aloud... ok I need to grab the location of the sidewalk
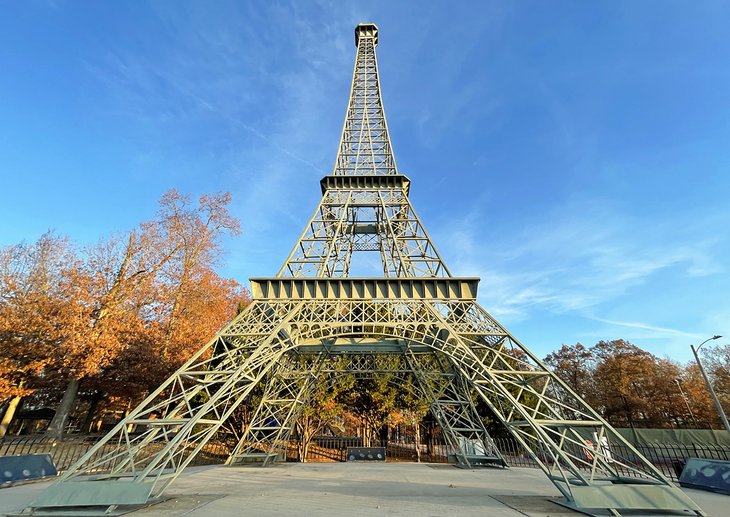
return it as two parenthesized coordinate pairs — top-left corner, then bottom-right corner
(1, 463), (726, 516)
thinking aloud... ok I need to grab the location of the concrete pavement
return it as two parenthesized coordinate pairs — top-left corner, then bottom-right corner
(1, 463), (726, 516)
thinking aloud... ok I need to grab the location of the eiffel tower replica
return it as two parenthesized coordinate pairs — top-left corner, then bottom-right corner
(26, 24), (703, 517)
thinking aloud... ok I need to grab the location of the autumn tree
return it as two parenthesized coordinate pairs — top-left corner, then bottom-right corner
(678, 363), (718, 427)
(44, 189), (242, 438)
(0, 232), (75, 437)
(44, 229), (163, 437)
(589, 340), (659, 426)
(542, 337), (730, 429)
(701, 343), (730, 422)
(643, 358), (687, 427)
(544, 343), (594, 400)
(149, 190), (242, 375)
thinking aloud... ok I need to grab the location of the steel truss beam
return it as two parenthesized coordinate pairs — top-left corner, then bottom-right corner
(405, 351), (504, 468)
(277, 186), (451, 278)
(333, 24), (396, 176)
(29, 294), (704, 515)
(226, 355), (325, 466)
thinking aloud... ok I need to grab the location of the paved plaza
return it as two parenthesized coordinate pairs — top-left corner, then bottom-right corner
(1, 462), (726, 517)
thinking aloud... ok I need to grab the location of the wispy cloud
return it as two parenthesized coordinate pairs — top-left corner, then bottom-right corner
(586, 316), (703, 340)
(161, 77), (325, 175)
(437, 196), (724, 322)
(81, 2), (361, 278)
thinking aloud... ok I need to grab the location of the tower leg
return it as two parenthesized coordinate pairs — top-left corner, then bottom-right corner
(424, 300), (705, 516)
(227, 355), (324, 466)
(406, 350), (504, 468)
(24, 301), (305, 512)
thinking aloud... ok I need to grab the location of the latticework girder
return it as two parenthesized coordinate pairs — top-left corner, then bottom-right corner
(26, 22), (704, 517)
(226, 355), (325, 466)
(260, 349), (506, 469)
(334, 24), (396, 176)
(405, 351), (504, 468)
(278, 179), (450, 278)
(30, 293), (704, 515)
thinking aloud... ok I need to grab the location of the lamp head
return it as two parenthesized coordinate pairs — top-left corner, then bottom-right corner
(696, 334), (723, 352)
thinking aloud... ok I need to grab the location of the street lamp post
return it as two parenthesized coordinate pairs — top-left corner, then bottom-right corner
(691, 335), (730, 436)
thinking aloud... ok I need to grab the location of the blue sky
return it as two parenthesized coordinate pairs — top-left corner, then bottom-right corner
(1, 1), (729, 361)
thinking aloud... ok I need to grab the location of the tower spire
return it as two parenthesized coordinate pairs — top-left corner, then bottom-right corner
(277, 23), (449, 278)
(333, 23), (398, 176)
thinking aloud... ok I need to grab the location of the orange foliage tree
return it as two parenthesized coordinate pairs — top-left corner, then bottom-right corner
(544, 339), (722, 429)
(0, 190), (245, 438)
(0, 232), (76, 437)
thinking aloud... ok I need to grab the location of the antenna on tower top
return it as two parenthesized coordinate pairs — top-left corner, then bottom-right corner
(355, 23), (378, 47)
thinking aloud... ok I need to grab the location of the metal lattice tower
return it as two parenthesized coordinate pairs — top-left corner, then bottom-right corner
(334, 24), (397, 176)
(26, 23), (704, 517)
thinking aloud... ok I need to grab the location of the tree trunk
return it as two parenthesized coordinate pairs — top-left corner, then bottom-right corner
(0, 395), (22, 438)
(81, 391), (102, 433)
(45, 377), (81, 438)
(296, 418), (312, 462)
(363, 424), (371, 447)
(425, 423), (434, 456)
(124, 401), (137, 433)
(300, 435), (311, 463)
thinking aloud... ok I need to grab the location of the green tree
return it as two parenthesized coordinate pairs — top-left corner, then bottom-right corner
(391, 377), (430, 461)
(295, 368), (355, 461)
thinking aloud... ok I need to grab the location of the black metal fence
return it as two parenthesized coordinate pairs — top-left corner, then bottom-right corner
(0, 434), (230, 473)
(492, 436), (730, 483)
(286, 436), (453, 463)
(2, 433), (729, 483)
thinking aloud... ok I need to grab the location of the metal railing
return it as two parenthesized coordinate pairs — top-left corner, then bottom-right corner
(491, 436), (730, 482)
(3, 433), (728, 483)
(0, 434), (230, 473)
(286, 436), (454, 463)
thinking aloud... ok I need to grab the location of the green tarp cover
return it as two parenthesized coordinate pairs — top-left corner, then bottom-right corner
(615, 427), (730, 446)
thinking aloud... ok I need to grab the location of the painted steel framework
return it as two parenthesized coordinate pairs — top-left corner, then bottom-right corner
(26, 23), (703, 516)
